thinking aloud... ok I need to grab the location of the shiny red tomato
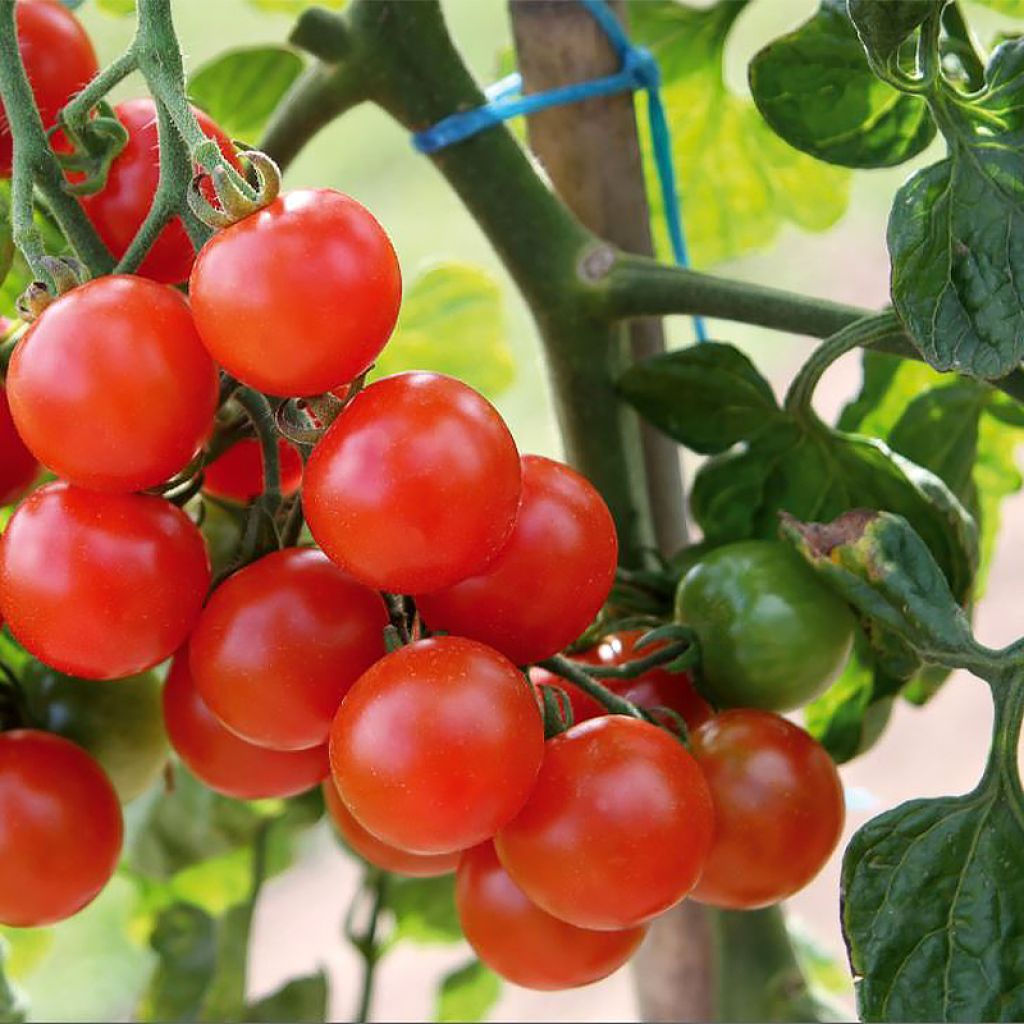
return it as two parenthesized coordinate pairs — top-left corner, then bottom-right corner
(304, 373), (522, 594)
(531, 631), (713, 733)
(0, 0), (98, 177)
(0, 483), (210, 679)
(7, 276), (218, 492)
(190, 547), (387, 751)
(323, 780), (459, 878)
(163, 653), (328, 800)
(457, 841), (646, 990)
(330, 636), (544, 855)
(691, 709), (845, 909)
(203, 438), (303, 504)
(495, 716), (714, 930)
(78, 98), (240, 284)
(417, 455), (618, 665)
(0, 730), (121, 926)
(0, 383), (37, 506)
(189, 189), (401, 396)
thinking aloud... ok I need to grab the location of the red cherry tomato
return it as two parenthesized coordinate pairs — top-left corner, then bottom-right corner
(203, 438), (303, 504)
(0, 730), (121, 926)
(323, 780), (459, 878)
(495, 716), (714, 930)
(457, 841), (646, 990)
(0, 0), (98, 177)
(7, 276), (218, 492)
(690, 709), (845, 909)
(330, 636), (544, 855)
(304, 373), (522, 594)
(0, 384), (37, 506)
(0, 482), (210, 679)
(189, 547), (387, 751)
(189, 189), (401, 396)
(417, 455), (618, 665)
(78, 98), (240, 284)
(163, 653), (328, 800)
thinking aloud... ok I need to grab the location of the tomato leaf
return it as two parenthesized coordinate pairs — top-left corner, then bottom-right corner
(434, 960), (500, 1023)
(749, 0), (936, 168)
(386, 875), (461, 945)
(843, 707), (1024, 1021)
(187, 47), (305, 144)
(247, 973), (329, 1023)
(617, 342), (781, 454)
(138, 903), (217, 1022)
(889, 39), (1024, 380)
(375, 263), (514, 401)
(630, 0), (849, 266)
(847, 0), (941, 70)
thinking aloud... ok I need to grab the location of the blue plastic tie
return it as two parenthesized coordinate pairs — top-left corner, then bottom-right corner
(411, 0), (706, 343)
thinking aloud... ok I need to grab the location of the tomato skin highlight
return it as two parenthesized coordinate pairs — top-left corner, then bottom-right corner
(163, 654), (328, 800)
(0, 730), (122, 927)
(457, 841), (646, 990)
(78, 99), (240, 284)
(690, 709), (845, 909)
(675, 540), (855, 712)
(330, 636), (544, 855)
(323, 780), (459, 878)
(20, 661), (168, 803)
(0, 482), (211, 680)
(202, 438), (304, 504)
(189, 189), (402, 397)
(416, 455), (618, 665)
(189, 547), (388, 751)
(0, 0), (98, 177)
(495, 715), (714, 931)
(6, 276), (219, 493)
(0, 384), (38, 506)
(304, 373), (522, 594)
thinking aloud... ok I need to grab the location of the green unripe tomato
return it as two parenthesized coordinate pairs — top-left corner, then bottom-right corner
(20, 661), (169, 802)
(675, 540), (855, 712)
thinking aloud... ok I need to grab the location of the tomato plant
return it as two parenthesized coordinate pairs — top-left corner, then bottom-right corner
(1, 0), (1024, 1021)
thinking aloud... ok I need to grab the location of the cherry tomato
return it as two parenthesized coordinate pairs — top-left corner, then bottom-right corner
(690, 709), (844, 909)
(163, 653), (328, 800)
(330, 636), (544, 855)
(536, 631), (713, 733)
(0, 383), (37, 506)
(7, 276), (219, 492)
(78, 98), (240, 284)
(0, 730), (121, 926)
(189, 188), (402, 396)
(190, 547), (387, 751)
(495, 716), (713, 930)
(0, 482), (211, 679)
(416, 455), (618, 665)
(20, 660), (168, 803)
(0, 0), (98, 177)
(322, 780), (459, 878)
(457, 841), (645, 990)
(203, 438), (303, 504)
(304, 373), (522, 594)
(675, 540), (855, 712)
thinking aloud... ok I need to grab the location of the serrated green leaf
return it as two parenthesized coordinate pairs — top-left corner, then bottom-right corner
(848, 0), (941, 69)
(889, 38), (1024, 380)
(247, 972), (328, 1023)
(374, 263), (514, 400)
(386, 874), (461, 945)
(843, 726), (1024, 1021)
(630, 0), (849, 266)
(750, 0), (935, 168)
(618, 342), (780, 454)
(187, 47), (304, 143)
(435, 960), (500, 1023)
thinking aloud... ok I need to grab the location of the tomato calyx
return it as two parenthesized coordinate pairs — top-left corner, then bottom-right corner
(56, 99), (130, 197)
(536, 681), (575, 739)
(15, 255), (84, 321)
(187, 148), (282, 230)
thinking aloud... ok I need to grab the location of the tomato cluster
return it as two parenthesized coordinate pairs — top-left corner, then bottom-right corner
(0, 0), (853, 992)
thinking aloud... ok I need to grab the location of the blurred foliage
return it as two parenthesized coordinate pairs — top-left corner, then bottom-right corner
(435, 960), (500, 1023)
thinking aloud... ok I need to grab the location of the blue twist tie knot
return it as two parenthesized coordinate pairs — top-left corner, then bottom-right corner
(622, 46), (660, 91)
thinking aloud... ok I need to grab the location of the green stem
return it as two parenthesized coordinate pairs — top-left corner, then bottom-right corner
(347, 868), (389, 1024)
(537, 654), (648, 720)
(59, 49), (138, 136)
(234, 388), (282, 508)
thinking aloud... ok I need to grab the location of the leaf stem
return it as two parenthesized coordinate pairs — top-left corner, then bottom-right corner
(537, 654), (648, 720)
(346, 868), (389, 1024)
